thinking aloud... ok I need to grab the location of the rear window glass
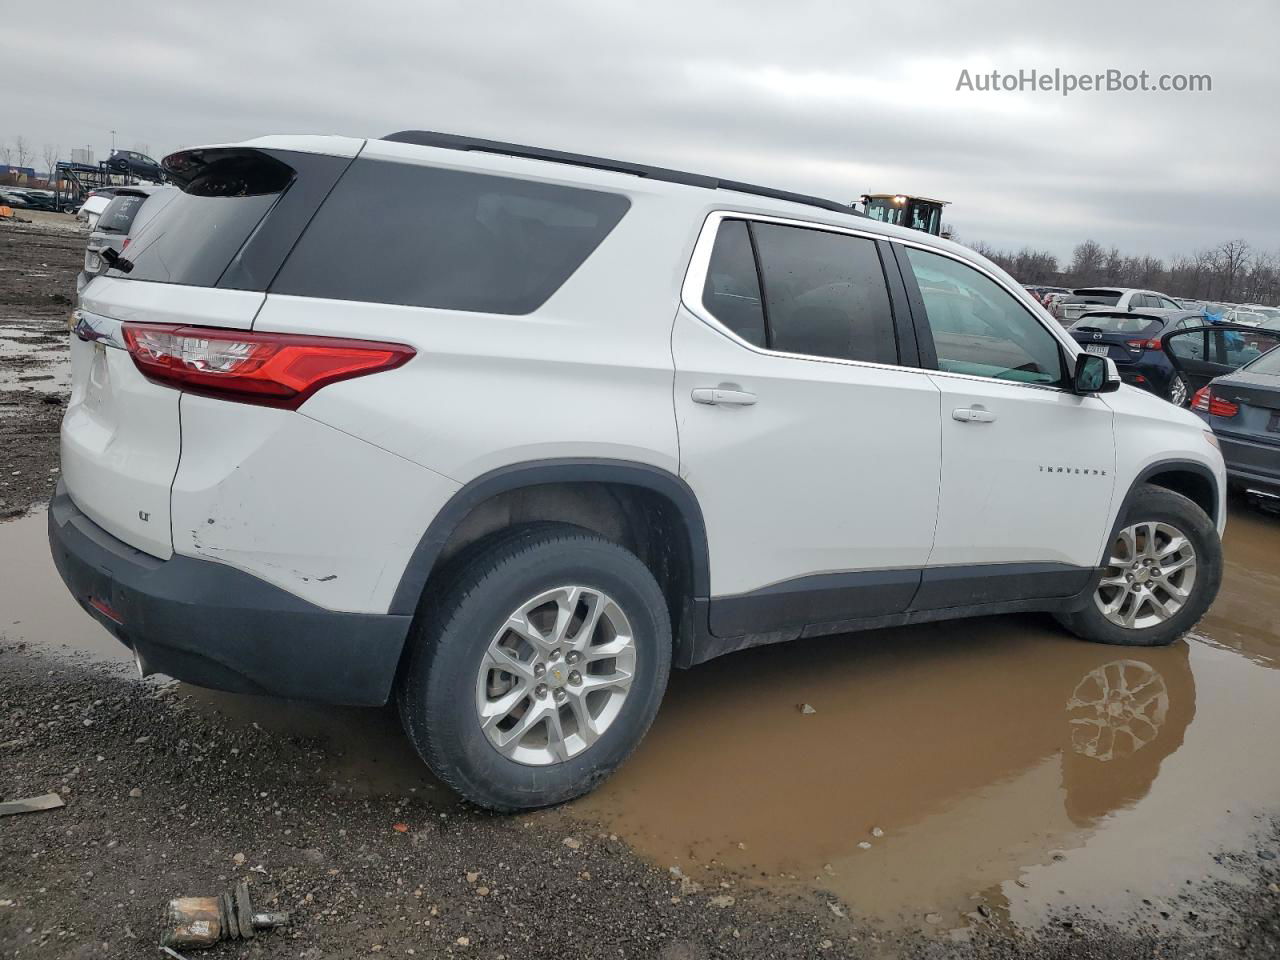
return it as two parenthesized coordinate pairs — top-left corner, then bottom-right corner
(94, 194), (147, 234)
(1069, 290), (1122, 305)
(271, 159), (630, 315)
(1071, 314), (1163, 334)
(106, 150), (294, 287)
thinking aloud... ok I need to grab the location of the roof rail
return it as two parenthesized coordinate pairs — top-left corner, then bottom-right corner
(381, 130), (858, 216)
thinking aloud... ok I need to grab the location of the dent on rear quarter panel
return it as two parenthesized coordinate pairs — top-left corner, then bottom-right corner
(170, 394), (459, 614)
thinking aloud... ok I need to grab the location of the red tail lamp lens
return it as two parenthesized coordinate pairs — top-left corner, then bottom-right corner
(121, 324), (414, 409)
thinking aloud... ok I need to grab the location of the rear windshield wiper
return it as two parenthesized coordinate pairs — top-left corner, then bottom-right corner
(100, 247), (134, 274)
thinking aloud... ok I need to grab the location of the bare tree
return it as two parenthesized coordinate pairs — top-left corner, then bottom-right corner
(1210, 239), (1251, 302)
(13, 136), (31, 179)
(0, 142), (11, 167)
(1068, 240), (1105, 283)
(42, 143), (59, 182)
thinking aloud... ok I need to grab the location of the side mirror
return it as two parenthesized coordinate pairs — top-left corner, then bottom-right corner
(1073, 353), (1120, 394)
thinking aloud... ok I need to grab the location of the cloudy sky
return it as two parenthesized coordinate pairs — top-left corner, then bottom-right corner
(10, 0), (1277, 262)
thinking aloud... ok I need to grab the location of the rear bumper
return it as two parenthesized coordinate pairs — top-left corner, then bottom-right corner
(47, 483), (412, 705)
(1216, 431), (1280, 496)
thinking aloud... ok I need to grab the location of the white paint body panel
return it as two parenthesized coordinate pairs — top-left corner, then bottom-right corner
(1104, 384), (1228, 535)
(61, 286), (266, 560)
(671, 307), (942, 595)
(61, 335), (180, 558)
(926, 373), (1117, 568)
(56, 131), (1227, 620)
(170, 396), (459, 613)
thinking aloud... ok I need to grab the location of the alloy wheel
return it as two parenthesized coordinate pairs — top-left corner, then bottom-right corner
(475, 586), (636, 766)
(1094, 521), (1197, 630)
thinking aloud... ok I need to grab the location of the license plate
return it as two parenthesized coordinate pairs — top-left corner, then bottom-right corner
(1269, 412), (1280, 433)
(1085, 344), (1109, 357)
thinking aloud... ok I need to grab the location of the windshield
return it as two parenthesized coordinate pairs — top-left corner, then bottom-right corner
(1071, 314), (1163, 335)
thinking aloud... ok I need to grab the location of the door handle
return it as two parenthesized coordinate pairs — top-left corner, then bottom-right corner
(952, 407), (996, 423)
(692, 387), (757, 406)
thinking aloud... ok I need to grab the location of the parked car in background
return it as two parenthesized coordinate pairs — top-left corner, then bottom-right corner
(1058, 288), (1185, 326)
(76, 193), (113, 230)
(1023, 284), (1071, 304)
(1069, 310), (1208, 405)
(77, 186), (175, 294)
(105, 149), (164, 183)
(1044, 291), (1074, 322)
(0, 187), (73, 212)
(76, 186), (151, 229)
(1168, 326), (1280, 508)
(1224, 305), (1280, 326)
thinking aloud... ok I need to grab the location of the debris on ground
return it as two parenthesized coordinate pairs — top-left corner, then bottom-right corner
(0, 792), (65, 816)
(160, 881), (288, 950)
(798, 703), (817, 715)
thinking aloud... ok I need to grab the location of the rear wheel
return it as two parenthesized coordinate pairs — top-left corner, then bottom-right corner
(397, 524), (671, 810)
(1055, 485), (1221, 647)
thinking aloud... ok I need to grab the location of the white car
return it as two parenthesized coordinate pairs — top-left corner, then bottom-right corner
(1059, 287), (1185, 325)
(75, 189), (129, 230)
(51, 133), (1227, 810)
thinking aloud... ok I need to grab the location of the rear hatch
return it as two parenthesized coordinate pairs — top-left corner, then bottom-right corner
(63, 144), (355, 558)
(1069, 311), (1165, 365)
(1061, 289), (1122, 322)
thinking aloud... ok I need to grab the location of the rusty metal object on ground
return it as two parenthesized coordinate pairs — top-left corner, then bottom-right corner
(160, 881), (288, 949)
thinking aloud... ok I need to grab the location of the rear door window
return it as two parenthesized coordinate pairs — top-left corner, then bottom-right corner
(749, 223), (897, 364)
(272, 159), (630, 315)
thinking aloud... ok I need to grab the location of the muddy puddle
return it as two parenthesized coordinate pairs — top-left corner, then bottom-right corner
(3, 502), (1279, 933)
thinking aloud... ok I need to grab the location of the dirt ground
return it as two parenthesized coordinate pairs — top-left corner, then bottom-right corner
(2, 218), (1279, 959)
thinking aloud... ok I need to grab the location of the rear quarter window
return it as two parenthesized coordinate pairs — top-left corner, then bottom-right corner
(270, 159), (631, 315)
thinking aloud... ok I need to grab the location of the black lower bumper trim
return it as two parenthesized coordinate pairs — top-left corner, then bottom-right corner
(48, 484), (412, 705)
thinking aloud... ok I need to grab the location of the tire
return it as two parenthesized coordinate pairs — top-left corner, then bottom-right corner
(1167, 374), (1190, 407)
(1055, 484), (1221, 647)
(396, 523), (672, 811)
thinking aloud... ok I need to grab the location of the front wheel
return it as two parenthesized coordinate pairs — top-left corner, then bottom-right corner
(1055, 485), (1222, 647)
(397, 524), (671, 811)
(1167, 374), (1190, 407)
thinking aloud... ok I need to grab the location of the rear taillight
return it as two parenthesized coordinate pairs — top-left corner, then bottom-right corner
(121, 324), (414, 410)
(1126, 338), (1162, 350)
(1191, 387), (1238, 418)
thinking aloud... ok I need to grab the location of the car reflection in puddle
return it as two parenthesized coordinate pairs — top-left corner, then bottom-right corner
(574, 598), (1279, 931)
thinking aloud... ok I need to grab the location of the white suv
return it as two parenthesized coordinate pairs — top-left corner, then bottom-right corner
(50, 132), (1226, 810)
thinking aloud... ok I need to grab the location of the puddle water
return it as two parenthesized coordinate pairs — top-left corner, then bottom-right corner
(574, 504), (1280, 929)
(0, 509), (444, 800)
(3, 502), (1279, 931)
